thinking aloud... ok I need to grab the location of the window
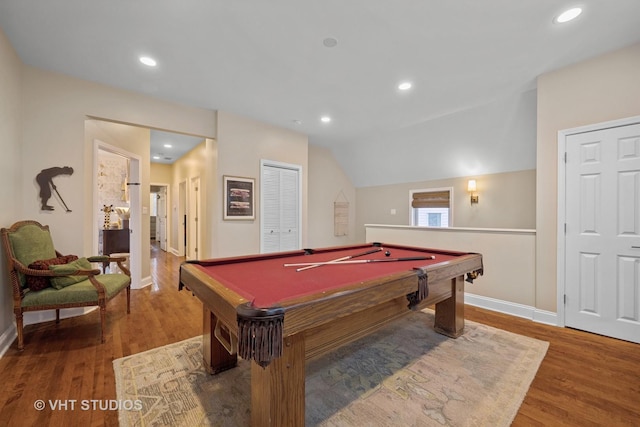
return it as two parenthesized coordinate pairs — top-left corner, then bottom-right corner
(410, 188), (452, 227)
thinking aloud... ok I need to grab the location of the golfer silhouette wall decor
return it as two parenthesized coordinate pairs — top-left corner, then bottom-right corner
(36, 166), (74, 212)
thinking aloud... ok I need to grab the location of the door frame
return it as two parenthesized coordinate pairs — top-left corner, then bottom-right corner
(175, 180), (187, 257)
(556, 115), (640, 328)
(187, 176), (201, 260)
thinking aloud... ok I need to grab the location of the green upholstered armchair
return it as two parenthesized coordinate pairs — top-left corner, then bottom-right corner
(0, 220), (131, 350)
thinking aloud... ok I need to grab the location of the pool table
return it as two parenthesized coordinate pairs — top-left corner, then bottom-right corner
(179, 242), (483, 426)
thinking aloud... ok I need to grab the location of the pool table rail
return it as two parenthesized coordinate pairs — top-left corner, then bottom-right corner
(179, 250), (483, 369)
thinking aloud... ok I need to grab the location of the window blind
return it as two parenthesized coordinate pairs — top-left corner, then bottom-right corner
(411, 190), (450, 208)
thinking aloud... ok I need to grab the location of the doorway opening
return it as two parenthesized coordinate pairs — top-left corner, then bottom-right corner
(94, 139), (142, 289)
(150, 184), (169, 252)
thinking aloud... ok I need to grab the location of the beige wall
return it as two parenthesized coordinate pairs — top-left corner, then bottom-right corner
(0, 27), (22, 346)
(308, 145), (358, 247)
(356, 170), (536, 242)
(537, 42), (640, 312)
(215, 111), (308, 257)
(18, 65), (215, 289)
(151, 163), (173, 184)
(366, 225), (537, 310)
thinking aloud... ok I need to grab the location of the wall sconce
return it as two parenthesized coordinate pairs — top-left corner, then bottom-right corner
(467, 179), (479, 204)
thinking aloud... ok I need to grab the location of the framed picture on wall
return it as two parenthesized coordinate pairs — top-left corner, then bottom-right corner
(223, 175), (255, 220)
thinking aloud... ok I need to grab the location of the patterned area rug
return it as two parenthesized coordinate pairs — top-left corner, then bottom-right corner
(114, 309), (548, 426)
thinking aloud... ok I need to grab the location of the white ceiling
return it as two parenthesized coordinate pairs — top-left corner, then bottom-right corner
(1, 1), (639, 183)
(149, 130), (203, 165)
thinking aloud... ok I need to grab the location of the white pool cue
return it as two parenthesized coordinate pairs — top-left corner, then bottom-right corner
(285, 255), (435, 268)
(295, 247), (382, 272)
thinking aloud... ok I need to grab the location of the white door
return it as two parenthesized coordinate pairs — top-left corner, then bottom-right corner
(157, 186), (167, 251)
(565, 123), (640, 343)
(261, 162), (300, 253)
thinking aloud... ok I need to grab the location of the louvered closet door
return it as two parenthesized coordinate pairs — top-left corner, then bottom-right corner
(261, 164), (300, 253)
(565, 123), (640, 343)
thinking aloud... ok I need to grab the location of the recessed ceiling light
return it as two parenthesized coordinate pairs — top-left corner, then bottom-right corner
(323, 38), (338, 48)
(164, 144), (172, 148)
(139, 56), (157, 67)
(398, 82), (412, 91)
(320, 116), (331, 123)
(152, 155), (160, 160)
(555, 7), (582, 23)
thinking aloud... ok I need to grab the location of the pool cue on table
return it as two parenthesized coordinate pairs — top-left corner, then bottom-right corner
(295, 247), (383, 272)
(285, 255), (435, 268)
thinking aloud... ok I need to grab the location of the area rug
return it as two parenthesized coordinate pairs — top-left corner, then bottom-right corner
(114, 309), (548, 426)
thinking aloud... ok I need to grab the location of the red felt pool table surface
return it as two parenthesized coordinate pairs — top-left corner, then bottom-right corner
(190, 243), (461, 307)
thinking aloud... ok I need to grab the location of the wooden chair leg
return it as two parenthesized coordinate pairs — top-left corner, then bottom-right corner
(15, 310), (24, 351)
(126, 286), (130, 314)
(55, 309), (60, 323)
(100, 305), (106, 343)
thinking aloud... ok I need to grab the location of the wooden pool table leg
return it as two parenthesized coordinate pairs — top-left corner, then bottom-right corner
(203, 308), (238, 374)
(434, 275), (465, 338)
(251, 333), (305, 427)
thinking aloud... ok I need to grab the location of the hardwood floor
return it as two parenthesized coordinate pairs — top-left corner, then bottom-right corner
(0, 244), (638, 426)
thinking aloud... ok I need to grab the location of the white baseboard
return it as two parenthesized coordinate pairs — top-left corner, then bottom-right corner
(134, 275), (153, 289)
(465, 293), (558, 326)
(23, 307), (96, 326)
(0, 325), (17, 358)
(169, 247), (184, 257)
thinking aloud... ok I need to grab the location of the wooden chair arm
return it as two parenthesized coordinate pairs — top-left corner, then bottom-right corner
(87, 255), (130, 277)
(15, 261), (100, 278)
(57, 268), (103, 277)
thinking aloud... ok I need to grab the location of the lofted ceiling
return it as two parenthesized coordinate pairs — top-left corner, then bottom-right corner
(1, 1), (639, 184)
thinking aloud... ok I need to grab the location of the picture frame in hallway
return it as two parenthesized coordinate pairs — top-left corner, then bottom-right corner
(223, 175), (255, 220)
